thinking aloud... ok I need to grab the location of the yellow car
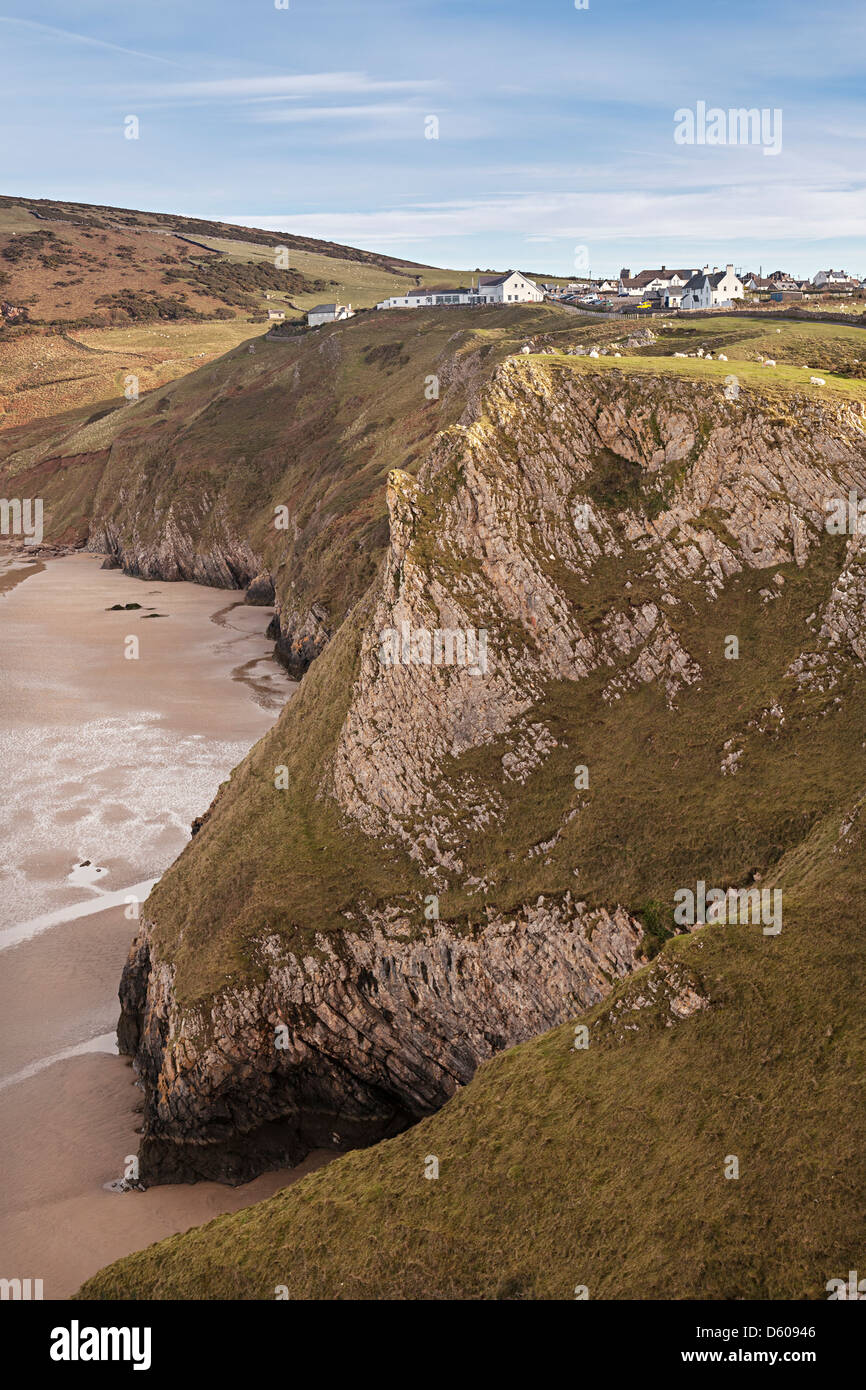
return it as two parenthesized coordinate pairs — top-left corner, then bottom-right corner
(637, 300), (652, 308)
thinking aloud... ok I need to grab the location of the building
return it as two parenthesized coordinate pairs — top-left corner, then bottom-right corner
(267, 308), (285, 321)
(812, 269), (851, 287)
(680, 265), (744, 310)
(618, 266), (698, 297)
(377, 286), (475, 310)
(743, 274), (775, 291)
(376, 271), (542, 311)
(476, 270), (543, 303)
(307, 303), (354, 327)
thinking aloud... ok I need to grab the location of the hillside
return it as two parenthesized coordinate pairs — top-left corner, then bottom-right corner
(4, 304), (865, 1298)
(0, 194), (465, 431)
(0, 194), (441, 328)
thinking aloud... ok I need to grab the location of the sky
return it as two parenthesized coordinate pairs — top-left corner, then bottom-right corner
(0, 0), (864, 277)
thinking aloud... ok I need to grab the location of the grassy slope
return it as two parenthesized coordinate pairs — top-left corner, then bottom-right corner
(173, 233), (470, 320)
(0, 319), (273, 432)
(78, 780), (865, 1300)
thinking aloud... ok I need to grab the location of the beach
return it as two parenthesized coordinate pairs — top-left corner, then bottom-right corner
(0, 552), (330, 1297)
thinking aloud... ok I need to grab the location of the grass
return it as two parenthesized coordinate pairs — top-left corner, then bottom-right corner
(0, 319), (273, 433)
(177, 234), (469, 318)
(534, 349), (866, 404)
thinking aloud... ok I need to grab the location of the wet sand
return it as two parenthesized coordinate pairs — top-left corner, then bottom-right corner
(0, 553), (332, 1297)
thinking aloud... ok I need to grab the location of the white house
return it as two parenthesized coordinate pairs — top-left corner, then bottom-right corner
(813, 269), (851, 287)
(267, 308), (285, 321)
(661, 283), (686, 308)
(680, 265), (744, 310)
(618, 266), (698, 297)
(476, 271), (543, 303)
(307, 303), (354, 327)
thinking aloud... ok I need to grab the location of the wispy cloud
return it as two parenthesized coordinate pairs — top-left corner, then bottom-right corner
(228, 182), (866, 249)
(0, 16), (184, 68)
(137, 71), (441, 102)
(247, 103), (419, 124)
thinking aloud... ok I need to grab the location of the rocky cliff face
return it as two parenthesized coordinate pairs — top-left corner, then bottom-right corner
(119, 896), (644, 1182)
(333, 359), (866, 867)
(115, 354), (866, 1184)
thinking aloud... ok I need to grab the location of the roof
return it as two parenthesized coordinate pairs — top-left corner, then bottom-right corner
(407, 285), (466, 297)
(478, 270), (523, 286)
(308, 303), (337, 314)
(622, 268), (697, 287)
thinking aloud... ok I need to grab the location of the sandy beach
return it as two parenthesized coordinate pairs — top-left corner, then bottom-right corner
(0, 552), (331, 1297)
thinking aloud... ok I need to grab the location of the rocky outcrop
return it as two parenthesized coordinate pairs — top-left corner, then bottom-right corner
(267, 599), (331, 677)
(119, 895), (645, 1184)
(332, 361), (866, 869)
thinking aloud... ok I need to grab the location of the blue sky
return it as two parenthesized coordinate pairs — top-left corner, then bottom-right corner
(0, 0), (864, 276)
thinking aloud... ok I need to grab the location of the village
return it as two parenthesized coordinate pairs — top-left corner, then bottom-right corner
(305, 263), (866, 326)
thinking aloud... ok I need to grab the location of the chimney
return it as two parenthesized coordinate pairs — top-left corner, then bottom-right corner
(620, 268), (631, 280)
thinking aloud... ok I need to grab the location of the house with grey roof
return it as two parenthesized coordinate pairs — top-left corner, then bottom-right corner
(306, 303), (354, 327)
(680, 265), (744, 310)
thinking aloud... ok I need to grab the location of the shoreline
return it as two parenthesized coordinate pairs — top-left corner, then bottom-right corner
(0, 553), (329, 1296)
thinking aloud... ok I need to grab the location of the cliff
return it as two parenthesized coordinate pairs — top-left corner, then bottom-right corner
(110, 350), (866, 1185)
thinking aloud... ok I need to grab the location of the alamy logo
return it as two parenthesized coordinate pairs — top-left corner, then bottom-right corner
(379, 622), (488, 675)
(826, 1270), (866, 1299)
(0, 497), (43, 546)
(674, 102), (782, 156)
(50, 1320), (152, 1371)
(673, 881), (782, 935)
(825, 490), (866, 535)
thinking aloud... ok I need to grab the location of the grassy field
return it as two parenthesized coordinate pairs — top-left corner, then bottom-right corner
(537, 348), (866, 404)
(638, 313), (866, 373)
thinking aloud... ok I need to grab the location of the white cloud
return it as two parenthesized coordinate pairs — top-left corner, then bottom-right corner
(248, 103), (418, 123)
(227, 181), (866, 248)
(139, 71), (441, 101)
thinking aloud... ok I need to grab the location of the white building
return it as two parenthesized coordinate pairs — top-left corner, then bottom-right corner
(376, 271), (543, 311)
(680, 265), (744, 310)
(661, 283), (686, 308)
(813, 269), (851, 287)
(377, 286), (475, 310)
(307, 302), (354, 327)
(618, 266), (698, 297)
(477, 270), (543, 303)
